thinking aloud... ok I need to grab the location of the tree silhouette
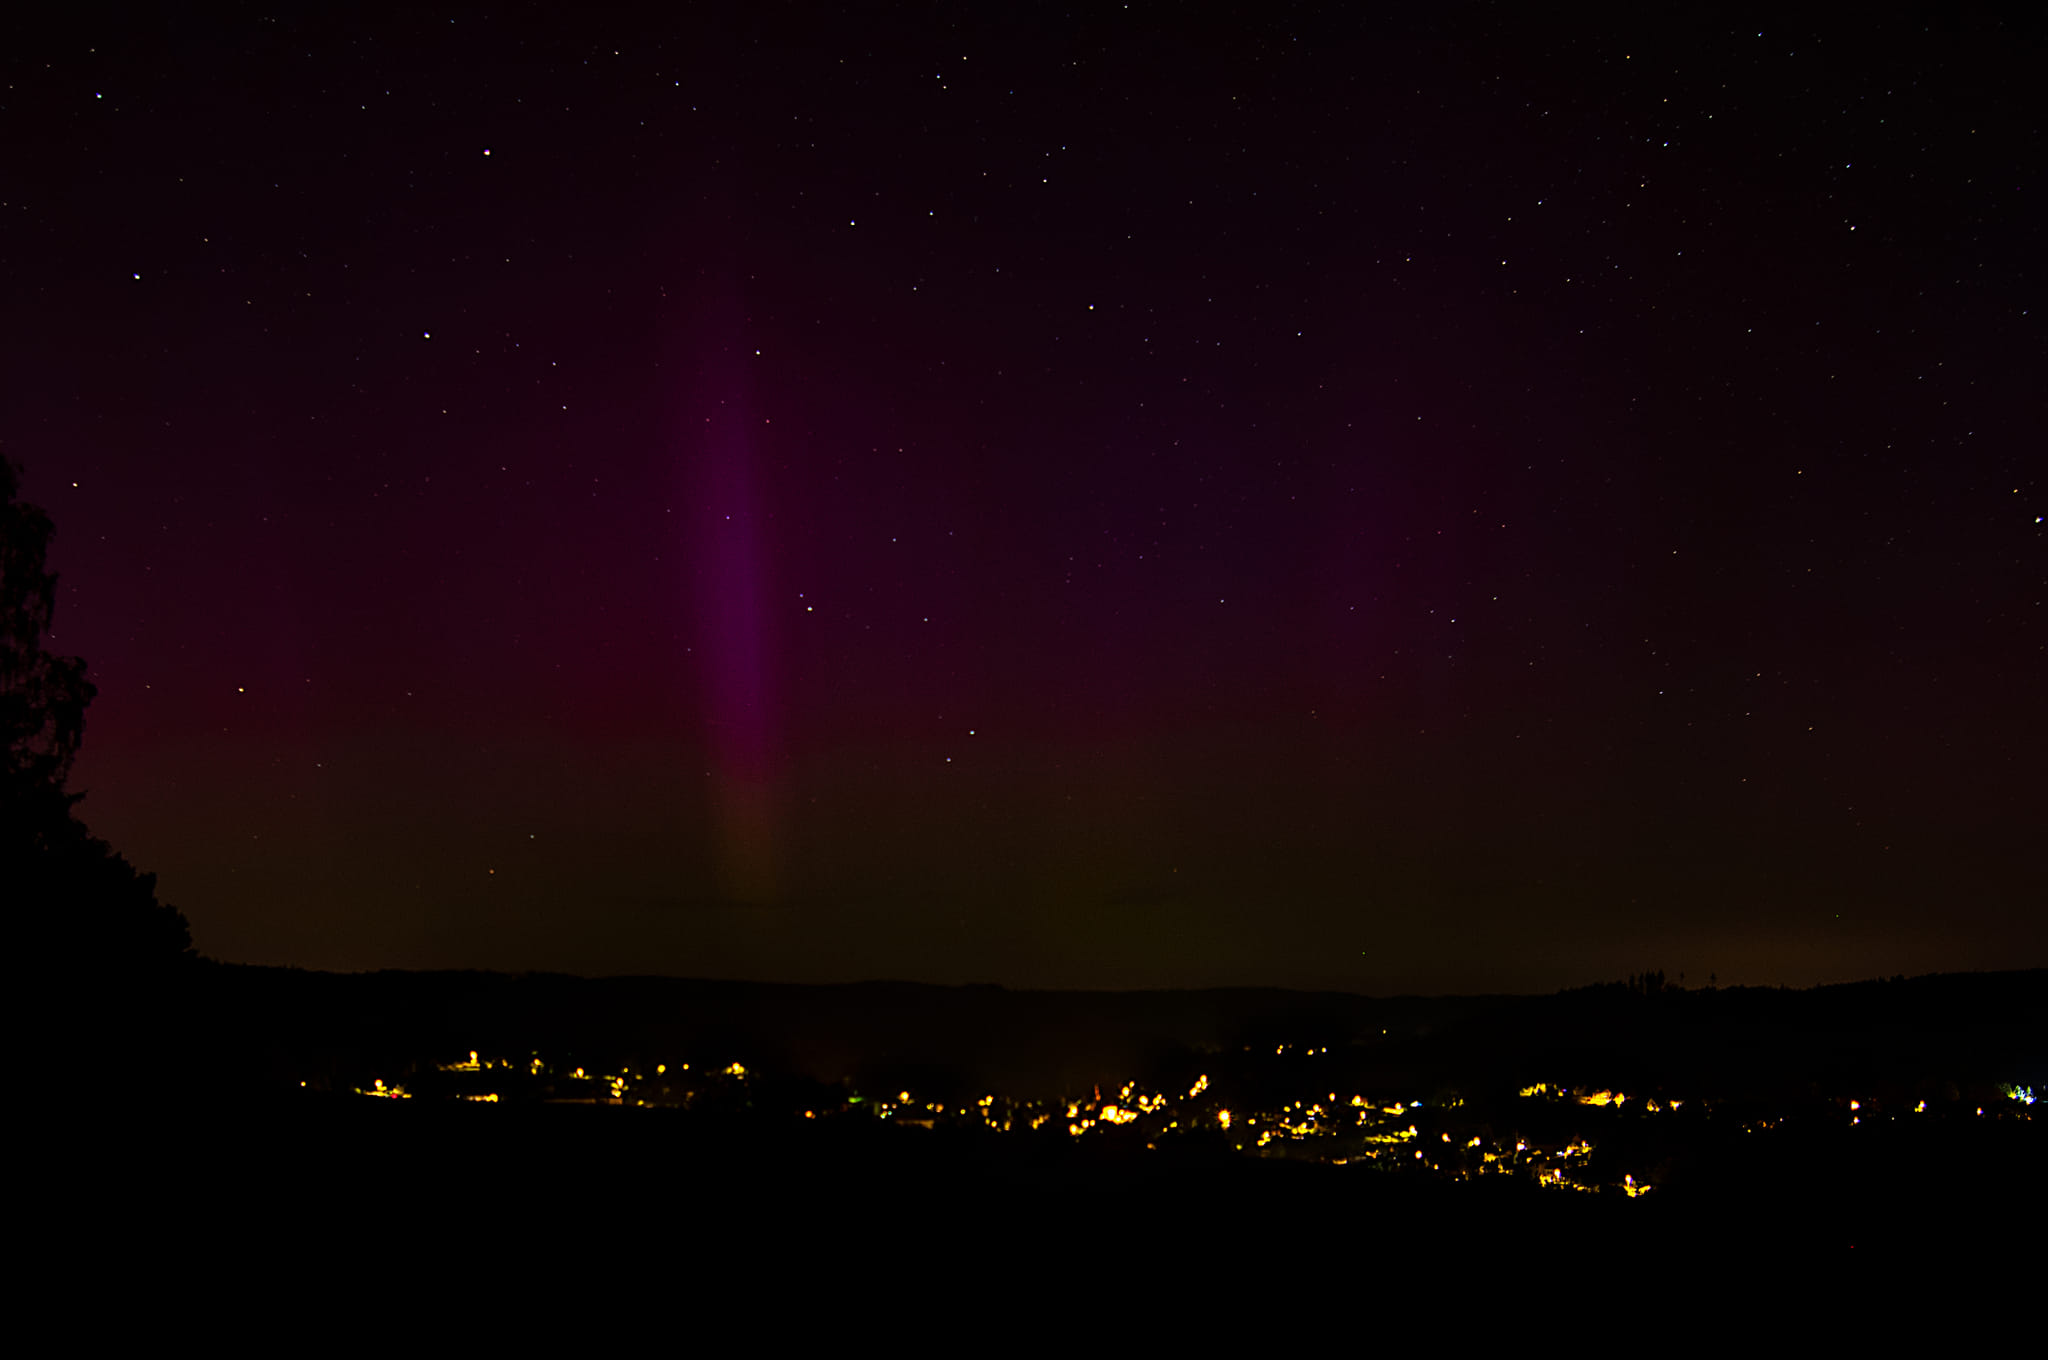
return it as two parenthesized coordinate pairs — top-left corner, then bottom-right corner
(1, 461), (92, 792)
(2, 458), (191, 969)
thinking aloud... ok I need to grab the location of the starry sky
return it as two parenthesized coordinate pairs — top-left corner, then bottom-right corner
(6, 5), (2042, 992)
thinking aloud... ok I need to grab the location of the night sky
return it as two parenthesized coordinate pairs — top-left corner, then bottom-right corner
(7, 6), (2041, 992)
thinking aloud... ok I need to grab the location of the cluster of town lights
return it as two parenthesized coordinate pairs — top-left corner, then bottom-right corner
(332, 1049), (2034, 1199)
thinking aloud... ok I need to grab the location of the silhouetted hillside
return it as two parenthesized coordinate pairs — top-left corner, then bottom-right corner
(152, 964), (2044, 1106)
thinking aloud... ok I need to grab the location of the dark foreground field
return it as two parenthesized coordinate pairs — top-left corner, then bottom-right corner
(52, 1088), (2037, 1291)
(27, 966), (2041, 1321)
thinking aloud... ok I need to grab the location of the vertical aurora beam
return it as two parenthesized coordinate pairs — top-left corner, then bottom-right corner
(684, 320), (780, 907)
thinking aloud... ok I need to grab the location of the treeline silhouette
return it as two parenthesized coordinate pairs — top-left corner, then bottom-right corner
(5, 459), (191, 1074)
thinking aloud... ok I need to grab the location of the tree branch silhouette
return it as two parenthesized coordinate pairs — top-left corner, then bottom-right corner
(3, 458), (191, 969)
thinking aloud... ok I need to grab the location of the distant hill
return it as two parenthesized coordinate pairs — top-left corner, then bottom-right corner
(160, 964), (2045, 1103)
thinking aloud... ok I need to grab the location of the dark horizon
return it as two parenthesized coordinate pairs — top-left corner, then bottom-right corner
(6, 6), (2041, 993)
(174, 954), (2048, 1002)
